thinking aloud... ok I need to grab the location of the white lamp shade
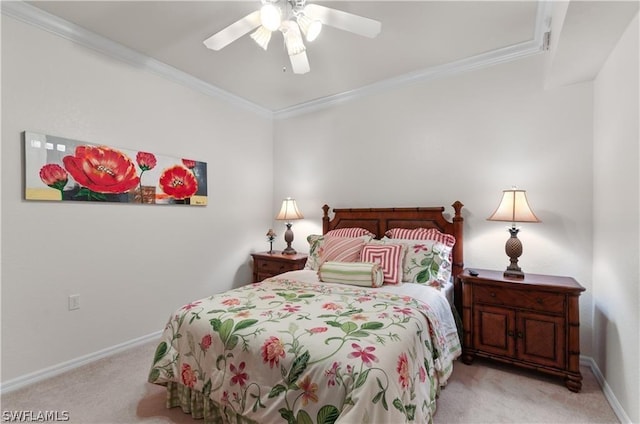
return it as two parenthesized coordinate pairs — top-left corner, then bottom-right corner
(281, 20), (306, 56)
(275, 198), (304, 221)
(260, 4), (282, 32)
(250, 26), (272, 50)
(297, 14), (322, 42)
(487, 189), (540, 224)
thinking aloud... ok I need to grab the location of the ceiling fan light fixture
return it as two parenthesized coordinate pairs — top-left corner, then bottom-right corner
(297, 14), (322, 42)
(281, 20), (306, 56)
(260, 4), (282, 32)
(203, 0), (381, 74)
(250, 26), (272, 50)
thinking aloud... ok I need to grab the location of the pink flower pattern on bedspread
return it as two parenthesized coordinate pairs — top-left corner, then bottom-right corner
(149, 277), (461, 423)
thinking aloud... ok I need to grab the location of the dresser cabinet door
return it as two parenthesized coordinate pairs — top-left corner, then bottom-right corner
(473, 304), (516, 358)
(517, 311), (565, 369)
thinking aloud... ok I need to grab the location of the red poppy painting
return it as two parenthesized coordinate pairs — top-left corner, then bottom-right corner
(24, 131), (207, 205)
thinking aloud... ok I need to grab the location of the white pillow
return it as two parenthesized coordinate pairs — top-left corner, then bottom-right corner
(379, 238), (452, 289)
(318, 261), (384, 288)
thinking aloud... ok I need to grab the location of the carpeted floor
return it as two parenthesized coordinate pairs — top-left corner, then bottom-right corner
(435, 357), (619, 423)
(1, 339), (619, 423)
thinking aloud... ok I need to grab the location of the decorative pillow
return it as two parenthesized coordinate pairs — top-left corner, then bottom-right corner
(318, 261), (384, 288)
(321, 236), (366, 264)
(361, 243), (406, 285)
(385, 228), (430, 240)
(382, 238), (453, 289)
(304, 234), (373, 271)
(385, 228), (456, 247)
(304, 234), (325, 270)
(326, 227), (376, 238)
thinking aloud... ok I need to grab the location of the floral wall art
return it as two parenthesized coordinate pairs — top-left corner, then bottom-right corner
(24, 131), (207, 205)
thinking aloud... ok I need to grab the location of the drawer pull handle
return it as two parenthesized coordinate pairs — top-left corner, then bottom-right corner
(517, 331), (524, 339)
(507, 330), (514, 337)
(490, 292), (496, 297)
(536, 298), (543, 304)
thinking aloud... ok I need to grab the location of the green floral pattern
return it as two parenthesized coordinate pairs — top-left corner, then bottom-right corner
(377, 238), (453, 288)
(149, 277), (461, 423)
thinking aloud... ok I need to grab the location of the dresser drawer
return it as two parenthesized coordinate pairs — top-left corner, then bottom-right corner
(255, 259), (292, 275)
(473, 285), (565, 314)
(256, 272), (276, 282)
(251, 252), (308, 283)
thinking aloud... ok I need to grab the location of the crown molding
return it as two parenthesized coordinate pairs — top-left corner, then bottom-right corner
(274, 0), (553, 119)
(1, 1), (274, 119)
(3, 1), (552, 120)
(274, 39), (543, 119)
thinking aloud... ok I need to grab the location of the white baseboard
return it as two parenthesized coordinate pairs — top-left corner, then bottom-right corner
(580, 355), (632, 424)
(0, 330), (162, 395)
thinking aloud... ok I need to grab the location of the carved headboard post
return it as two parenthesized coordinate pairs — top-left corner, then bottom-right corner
(451, 201), (464, 315)
(451, 201), (464, 278)
(322, 204), (331, 234)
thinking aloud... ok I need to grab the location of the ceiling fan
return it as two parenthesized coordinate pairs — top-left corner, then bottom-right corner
(203, 0), (382, 74)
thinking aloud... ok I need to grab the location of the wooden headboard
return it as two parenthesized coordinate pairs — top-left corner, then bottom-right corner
(322, 201), (464, 310)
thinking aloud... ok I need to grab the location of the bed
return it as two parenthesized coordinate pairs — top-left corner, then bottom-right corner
(148, 202), (464, 424)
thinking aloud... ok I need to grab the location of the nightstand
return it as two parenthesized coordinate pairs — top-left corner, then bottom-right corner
(251, 251), (308, 282)
(459, 268), (585, 392)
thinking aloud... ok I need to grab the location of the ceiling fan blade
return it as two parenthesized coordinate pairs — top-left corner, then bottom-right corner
(303, 4), (381, 38)
(289, 51), (310, 75)
(203, 10), (261, 51)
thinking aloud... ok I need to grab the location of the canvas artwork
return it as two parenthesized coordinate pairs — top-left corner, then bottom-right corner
(24, 131), (207, 206)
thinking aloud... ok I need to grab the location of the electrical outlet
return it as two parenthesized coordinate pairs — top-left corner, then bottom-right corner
(68, 294), (80, 311)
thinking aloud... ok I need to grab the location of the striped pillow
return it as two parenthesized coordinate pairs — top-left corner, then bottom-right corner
(321, 236), (366, 264)
(326, 227), (376, 238)
(318, 261), (384, 287)
(361, 243), (406, 285)
(385, 228), (456, 247)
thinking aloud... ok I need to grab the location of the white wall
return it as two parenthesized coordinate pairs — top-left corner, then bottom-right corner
(274, 53), (595, 356)
(1, 16), (273, 382)
(593, 13), (639, 424)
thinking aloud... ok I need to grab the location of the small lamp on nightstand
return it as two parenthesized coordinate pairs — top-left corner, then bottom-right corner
(275, 197), (304, 255)
(487, 188), (540, 279)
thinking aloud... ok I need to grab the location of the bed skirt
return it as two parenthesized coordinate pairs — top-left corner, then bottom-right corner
(165, 382), (257, 424)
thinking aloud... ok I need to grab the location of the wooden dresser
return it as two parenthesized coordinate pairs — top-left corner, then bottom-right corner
(251, 251), (308, 282)
(459, 268), (585, 392)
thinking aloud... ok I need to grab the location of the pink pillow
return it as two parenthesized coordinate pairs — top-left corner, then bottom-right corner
(326, 227), (375, 238)
(361, 243), (405, 285)
(385, 228), (455, 247)
(321, 236), (366, 264)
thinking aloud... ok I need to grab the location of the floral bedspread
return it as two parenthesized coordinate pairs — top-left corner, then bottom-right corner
(148, 277), (461, 424)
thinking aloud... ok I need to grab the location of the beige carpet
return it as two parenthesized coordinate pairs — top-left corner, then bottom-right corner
(435, 358), (619, 423)
(1, 339), (619, 424)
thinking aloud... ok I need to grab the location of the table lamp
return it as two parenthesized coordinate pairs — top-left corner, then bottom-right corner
(275, 197), (304, 255)
(487, 188), (540, 279)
